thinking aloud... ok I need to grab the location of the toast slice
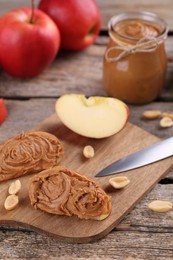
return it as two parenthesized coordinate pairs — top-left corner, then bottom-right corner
(0, 131), (64, 182)
(29, 166), (112, 220)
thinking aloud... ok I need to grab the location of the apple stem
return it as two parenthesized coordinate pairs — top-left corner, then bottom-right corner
(30, 0), (35, 23)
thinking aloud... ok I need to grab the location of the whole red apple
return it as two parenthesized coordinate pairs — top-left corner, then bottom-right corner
(39, 0), (101, 50)
(0, 7), (60, 78)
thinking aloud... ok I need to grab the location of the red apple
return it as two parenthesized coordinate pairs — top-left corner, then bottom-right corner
(0, 98), (8, 125)
(0, 7), (60, 78)
(39, 0), (101, 50)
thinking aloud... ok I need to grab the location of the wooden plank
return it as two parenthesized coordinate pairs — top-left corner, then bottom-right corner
(122, 184), (173, 230)
(1, 99), (173, 142)
(0, 44), (106, 99)
(0, 36), (173, 100)
(129, 102), (173, 139)
(1, 229), (173, 259)
(0, 99), (57, 144)
(96, 0), (173, 31)
(0, 0), (39, 15)
(1, 0), (173, 32)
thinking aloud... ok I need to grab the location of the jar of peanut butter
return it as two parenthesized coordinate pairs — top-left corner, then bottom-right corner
(103, 12), (168, 104)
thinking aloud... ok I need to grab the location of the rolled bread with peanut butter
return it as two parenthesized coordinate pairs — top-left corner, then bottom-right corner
(0, 131), (64, 182)
(29, 166), (112, 220)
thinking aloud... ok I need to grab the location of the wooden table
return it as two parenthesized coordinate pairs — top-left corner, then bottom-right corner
(1, 1), (173, 259)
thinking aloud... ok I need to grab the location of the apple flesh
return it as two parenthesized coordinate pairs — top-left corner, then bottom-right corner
(55, 94), (129, 139)
(0, 8), (60, 78)
(39, 0), (101, 50)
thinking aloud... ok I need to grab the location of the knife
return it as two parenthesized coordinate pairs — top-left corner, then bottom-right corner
(96, 136), (173, 177)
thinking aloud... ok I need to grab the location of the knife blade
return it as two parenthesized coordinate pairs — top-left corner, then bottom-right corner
(96, 136), (173, 177)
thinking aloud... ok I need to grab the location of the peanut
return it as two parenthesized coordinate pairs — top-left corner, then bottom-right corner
(143, 110), (161, 120)
(148, 200), (172, 212)
(4, 194), (19, 211)
(161, 113), (173, 120)
(109, 176), (130, 189)
(95, 213), (109, 221)
(8, 179), (21, 195)
(83, 145), (95, 159)
(159, 117), (173, 128)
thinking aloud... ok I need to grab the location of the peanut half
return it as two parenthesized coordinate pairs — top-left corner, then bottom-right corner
(160, 117), (173, 128)
(161, 113), (173, 119)
(143, 110), (161, 120)
(4, 194), (19, 211)
(109, 176), (130, 189)
(83, 145), (95, 159)
(8, 179), (21, 195)
(148, 200), (172, 212)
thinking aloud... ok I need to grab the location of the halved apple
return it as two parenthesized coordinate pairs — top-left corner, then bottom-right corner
(55, 94), (129, 139)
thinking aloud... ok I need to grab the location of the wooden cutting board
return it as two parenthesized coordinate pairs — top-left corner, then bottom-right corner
(0, 113), (172, 243)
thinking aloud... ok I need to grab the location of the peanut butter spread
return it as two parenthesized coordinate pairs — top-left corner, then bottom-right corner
(114, 20), (160, 39)
(29, 166), (112, 220)
(0, 131), (64, 182)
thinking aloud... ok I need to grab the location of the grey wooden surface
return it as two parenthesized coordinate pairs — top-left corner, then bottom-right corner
(0, 1), (173, 259)
(1, 0), (173, 31)
(1, 36), (173, 100)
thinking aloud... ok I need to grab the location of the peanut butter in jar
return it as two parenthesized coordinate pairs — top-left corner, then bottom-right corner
(103, 12), (168, 104)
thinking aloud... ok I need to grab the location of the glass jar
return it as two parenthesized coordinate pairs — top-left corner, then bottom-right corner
(103, 12), (168, 104)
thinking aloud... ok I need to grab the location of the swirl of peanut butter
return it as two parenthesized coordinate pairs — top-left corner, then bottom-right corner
(114, 20), (160, 39)
(29, 166), (112, 220)
(0, 131), (64, 182)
